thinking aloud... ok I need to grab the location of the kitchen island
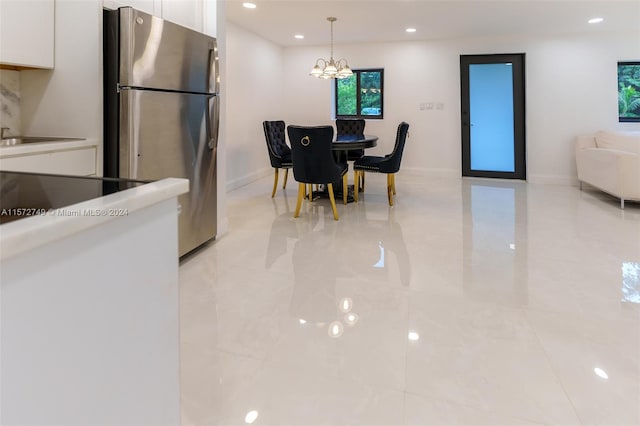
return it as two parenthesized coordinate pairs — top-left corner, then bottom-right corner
(0, 171), (188, 425)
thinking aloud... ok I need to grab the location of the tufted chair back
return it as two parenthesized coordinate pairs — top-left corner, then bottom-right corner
(378, 122), (410, 173)
(336, 119), (366, 161)
(288, 125), (345, 185)
(336, 119), (365, 137)
(263, 121), (292, 168)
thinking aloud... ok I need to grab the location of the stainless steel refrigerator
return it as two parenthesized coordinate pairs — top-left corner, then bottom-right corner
(104, 7), (219, 256)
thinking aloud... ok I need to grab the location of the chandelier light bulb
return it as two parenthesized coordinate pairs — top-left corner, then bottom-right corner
(309, 17), (352, 80)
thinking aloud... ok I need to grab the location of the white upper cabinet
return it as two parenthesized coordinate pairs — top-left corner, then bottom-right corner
(103, 0), (204, 33)
(162, 0), (202, 32)
(202, 0), (216, 37)
(0, 0), (54, 69)
(103, 0), (158, 16)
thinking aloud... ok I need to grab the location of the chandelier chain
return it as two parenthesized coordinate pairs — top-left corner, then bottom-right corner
(309, 16), (352, 79)
(330, 18), (334, 60)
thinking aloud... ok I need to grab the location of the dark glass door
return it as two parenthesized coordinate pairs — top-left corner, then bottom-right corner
(460, 54), (526, 179)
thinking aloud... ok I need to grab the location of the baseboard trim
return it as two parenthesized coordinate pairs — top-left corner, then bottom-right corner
(400, 167), (460, 179)
(527, 174), (577, 186)
(225, 168), (578, 191)
(226, 168), (272, 192)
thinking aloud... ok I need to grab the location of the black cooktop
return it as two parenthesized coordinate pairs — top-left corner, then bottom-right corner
(0, 171), (149, 224)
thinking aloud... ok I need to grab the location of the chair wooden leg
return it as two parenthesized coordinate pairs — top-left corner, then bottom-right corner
(271, 169), (279, 197)
(294, 183), (305, 217)
(392, 173), (396, 195)
(308, 184), (313, 201)
(353, 170), (358, 192)
(361, 172), (365, 192)
(343, 174), (348, 205)
(387, 174), (394, 206)
(354, 170), (359, 202)
(283, 168), (289, 189)
(327, 183), (339, 220)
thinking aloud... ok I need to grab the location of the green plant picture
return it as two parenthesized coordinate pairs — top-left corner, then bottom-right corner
(618, 61), (640, 122)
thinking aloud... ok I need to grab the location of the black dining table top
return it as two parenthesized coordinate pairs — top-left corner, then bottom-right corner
(332, 134), (378, 150)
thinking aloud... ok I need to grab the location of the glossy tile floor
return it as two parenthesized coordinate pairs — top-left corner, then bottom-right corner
(179, 174), (640, 426)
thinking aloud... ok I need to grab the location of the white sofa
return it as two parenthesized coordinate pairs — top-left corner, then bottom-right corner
(575, 131), (640, 208)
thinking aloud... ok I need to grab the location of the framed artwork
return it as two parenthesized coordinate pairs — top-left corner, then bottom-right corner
(618, 61), (640, 122)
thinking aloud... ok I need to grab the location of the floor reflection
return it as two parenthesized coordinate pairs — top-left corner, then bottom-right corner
(622, 261), (640, 303)
(462, 179), (529, 305)
(265, 198), (410, 336)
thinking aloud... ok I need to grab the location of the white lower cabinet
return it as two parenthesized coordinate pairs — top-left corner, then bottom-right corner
(0, 146), (97, 176)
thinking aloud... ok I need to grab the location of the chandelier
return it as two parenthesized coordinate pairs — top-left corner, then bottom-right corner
(309, 17), (353, 79)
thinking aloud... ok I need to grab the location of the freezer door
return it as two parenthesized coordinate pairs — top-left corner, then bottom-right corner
(120, 89), (217, 255)
(119, 7), (218, 94)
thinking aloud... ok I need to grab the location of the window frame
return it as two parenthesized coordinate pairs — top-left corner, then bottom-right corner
(334, 68), (384, 120)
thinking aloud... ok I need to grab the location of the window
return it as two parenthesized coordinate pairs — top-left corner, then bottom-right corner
(335, 68), (384, 119)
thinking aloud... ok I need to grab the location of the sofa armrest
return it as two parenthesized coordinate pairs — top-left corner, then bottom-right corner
(575, 135), (596, 153)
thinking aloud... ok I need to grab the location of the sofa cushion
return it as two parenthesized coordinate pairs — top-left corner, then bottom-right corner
(594, 131), (640, 154)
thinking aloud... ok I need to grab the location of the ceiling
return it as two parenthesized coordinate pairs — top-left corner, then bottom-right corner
(225, 0), (640, 47)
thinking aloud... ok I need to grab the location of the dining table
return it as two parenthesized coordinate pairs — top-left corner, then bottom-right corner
(332, 133), (378, 151)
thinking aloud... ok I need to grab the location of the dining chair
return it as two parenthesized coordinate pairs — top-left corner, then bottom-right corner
(288, 125), (348, 220)
(263, 120), (293, 197)
(336, 118), (366, 188)
(353, 122), (409, 206)
(336, 119), (366, 159)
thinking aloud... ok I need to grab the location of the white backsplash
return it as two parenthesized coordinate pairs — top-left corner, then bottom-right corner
(0, 70), (21, 137)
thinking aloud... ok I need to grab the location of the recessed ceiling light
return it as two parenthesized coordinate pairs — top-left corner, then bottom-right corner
(242, 2), (257, 9)
(588, 17), (604, 24)
(244, 410), (259, 424)
(594, 367), (609, 379)
(406, 28), (417, 33)
(294, 34), (304, 39)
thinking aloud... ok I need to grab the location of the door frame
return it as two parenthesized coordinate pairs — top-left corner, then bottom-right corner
(460, 53), (526, 179)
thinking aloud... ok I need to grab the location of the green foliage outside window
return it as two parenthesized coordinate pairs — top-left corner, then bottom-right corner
(335, 69), (383, 119)
(337, 77), (357, 115)
(618, 62), (640, 121)
(360, 71), (382, 115)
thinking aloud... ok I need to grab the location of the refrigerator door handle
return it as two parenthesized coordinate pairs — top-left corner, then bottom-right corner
(208, 45), (219, 94)
(207, 95), (220, 150)
(119, 88), (137, 179)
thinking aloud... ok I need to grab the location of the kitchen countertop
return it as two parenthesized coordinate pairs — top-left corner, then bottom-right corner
(0, 137), (98, 157)
(0, 171), (189, 260)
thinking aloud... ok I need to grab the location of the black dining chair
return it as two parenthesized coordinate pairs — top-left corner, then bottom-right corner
(263, 120), (293, 197)
(353, 122), (409, 206)
(336, 119), (366, 159)
(336, 118), (366, 187)
(288, 125), (348, 220)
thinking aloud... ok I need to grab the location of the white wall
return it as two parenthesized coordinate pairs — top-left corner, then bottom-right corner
(226, 28), (639, 187)
(282, 31), (640, 185)
(225, 22), (285, 190)
(214, 0), (228, 235)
